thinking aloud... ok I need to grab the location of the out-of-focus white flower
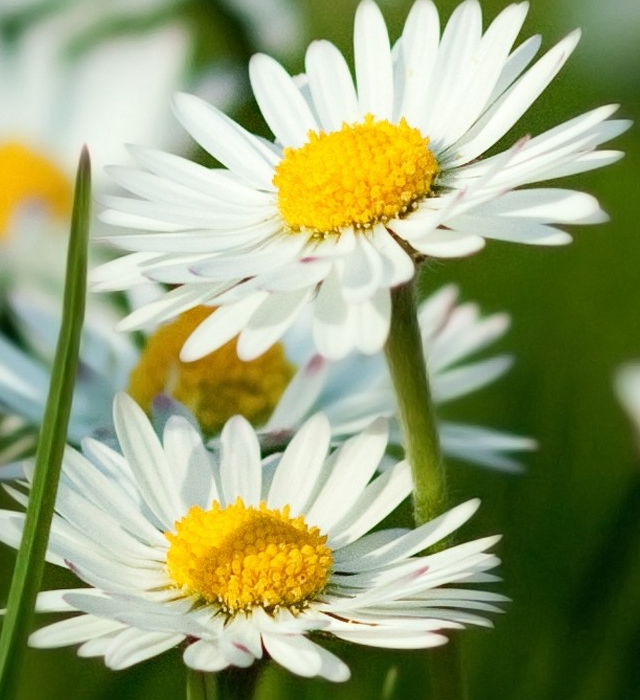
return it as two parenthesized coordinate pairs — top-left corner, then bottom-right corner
(0, 284), (533, 475)
(0, 13), (191, 292)
(0, 393), (505, 679)
(94, 0), (629, 362)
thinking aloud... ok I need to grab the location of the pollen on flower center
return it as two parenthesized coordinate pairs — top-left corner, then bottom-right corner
(127, 306), (295, 435)
(0, 142), (72, 237)
(273, 114), (438, 235)
(165, 498), (333, 613)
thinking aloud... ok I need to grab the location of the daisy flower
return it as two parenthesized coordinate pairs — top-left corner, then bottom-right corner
(0, 14), (190, 293)
(94, 0), (630, 361)
(0, 284), (531, 474)
(0, 393), (504, 679)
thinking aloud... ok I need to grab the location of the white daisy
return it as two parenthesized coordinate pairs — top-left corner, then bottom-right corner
(0, 284), (531, 473)
(0, 14), (190, 293)
(94, 0), (630, 362)
(0, 393), (504, 680)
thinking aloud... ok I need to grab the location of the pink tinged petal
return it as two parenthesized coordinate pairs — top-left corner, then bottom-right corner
(113, 393), (184, 529)
(335, 499), (480, 572)
(262, 633), (350, 681)
(354, 288), (392, 356)
(220, 416), (262, 506)
(439, 2), (530, 149)
(162, 416), (218, 511)
(29, 615), (125, 648)
(268, 413), (332, 515)
(104, 628), (184, 670)
(237, 288), (313, 361)
(396, 0), (440, 126)
(127, 145), (274, 206)
(249, 54), (318, 148)
(219, 636), (257, 668)
(330, 627), (449, 649)
(184, 640), (232, 672)
(306, 418), (388, 532)
(262, 356), (330, 432)
(420, 0), (483, 141)
(327, 460), (413, 548)
(354, 0), (394, 120)
(452, 30), (581, 164)
(305, 41), (359, 132)
(173, 92), (277, 190)
(179, 293), (269, 362)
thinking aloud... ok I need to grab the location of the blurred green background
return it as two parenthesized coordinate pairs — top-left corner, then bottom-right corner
(1, 0), (639, 698)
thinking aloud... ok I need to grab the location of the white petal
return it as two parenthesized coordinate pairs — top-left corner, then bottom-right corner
(105, 628), (184, 669)
(173, 92), (277, 190)
(179, 293), (269, 362)
(354, 0), (393, 119)
(250, 54), (318, 147)
(220, 416), (262, 506)
(268, 413), (332, 516)
(262, 633), (350, 681)
(305, 41), (359, 131)
(184, 639), (231, 672)
(113, 393), (183, 529)
(29, 615), (125, 648)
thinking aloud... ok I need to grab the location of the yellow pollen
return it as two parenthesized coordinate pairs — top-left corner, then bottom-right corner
(165, 498), (333, 613)
(0, 142), (72, 238)
(273, 114), (438, 235)
(127, 306), (296, 435)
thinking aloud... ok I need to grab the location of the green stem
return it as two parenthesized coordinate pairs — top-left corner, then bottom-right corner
(384, 280), (446, 525)
(186, 666), (261, 700)
(0, 148), (91, 700)
(187, 668), (218, 700)
(384, 279), (467, 700)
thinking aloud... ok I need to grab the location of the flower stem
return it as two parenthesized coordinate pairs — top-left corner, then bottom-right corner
(384, 279), (467, 700)
(187, 669), (218, 700)
(384, 280), (446, 525)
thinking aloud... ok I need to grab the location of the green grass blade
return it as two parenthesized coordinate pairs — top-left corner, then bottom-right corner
(0, 147), (91, 699)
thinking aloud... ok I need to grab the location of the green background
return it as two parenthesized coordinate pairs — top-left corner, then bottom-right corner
(1, 0), (639, 698)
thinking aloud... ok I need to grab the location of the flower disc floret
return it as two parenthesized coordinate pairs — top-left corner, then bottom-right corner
(273, 114), (438, 234)
(127, 306), (295, 434)
(166, 498), (333, 614)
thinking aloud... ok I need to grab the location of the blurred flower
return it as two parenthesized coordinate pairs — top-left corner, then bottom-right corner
(0, 285), (532, 474)
(615, 364), (640, 437)
(0, 393), (504, 679)
(94, 0), (629, 361)
(0, 12), (191, 293)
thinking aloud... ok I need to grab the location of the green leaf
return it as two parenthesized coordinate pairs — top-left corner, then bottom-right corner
(0, 147), (91, 700)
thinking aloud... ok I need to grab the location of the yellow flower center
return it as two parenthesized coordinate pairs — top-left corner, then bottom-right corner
(273, 114), (438, 235)
(165, 498), (333, 613)
(127, 306), (295, 435)
(0, 142), (72, 238)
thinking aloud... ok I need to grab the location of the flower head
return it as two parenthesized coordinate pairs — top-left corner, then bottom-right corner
(0, 285), (531, 475)
(0, 394), (504, 680)
(95, 0), (630, 361)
